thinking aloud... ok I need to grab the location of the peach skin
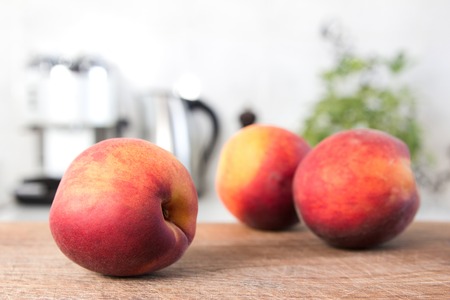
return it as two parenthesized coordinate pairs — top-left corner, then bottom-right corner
(49, 138), (198, 276)
(293, 129), (420, 249)
(216, 124), (310, 230)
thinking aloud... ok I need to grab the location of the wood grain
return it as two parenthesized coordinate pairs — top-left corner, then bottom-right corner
(1, 222), (449, 299)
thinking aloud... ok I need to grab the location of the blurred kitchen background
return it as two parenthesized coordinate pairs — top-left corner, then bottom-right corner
(1, 0), (450, 222)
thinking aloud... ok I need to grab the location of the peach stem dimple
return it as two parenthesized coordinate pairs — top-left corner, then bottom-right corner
(162, 205), (170, 220)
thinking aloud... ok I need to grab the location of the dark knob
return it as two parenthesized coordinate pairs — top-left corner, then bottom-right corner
(239, 109), (257, 127)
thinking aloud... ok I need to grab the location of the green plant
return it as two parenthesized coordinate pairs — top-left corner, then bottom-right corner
(301, 24), (423, 162)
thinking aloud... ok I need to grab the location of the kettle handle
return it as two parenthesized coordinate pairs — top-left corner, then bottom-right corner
(184, 99), (220, 166)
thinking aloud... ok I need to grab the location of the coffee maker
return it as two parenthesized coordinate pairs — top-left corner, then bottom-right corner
(15, 55), (126, 204)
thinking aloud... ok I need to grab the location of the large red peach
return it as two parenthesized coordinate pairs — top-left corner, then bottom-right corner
(293, 129), (420, 248)
(49, 138), (198, 276)
(216, 124), (311, 230)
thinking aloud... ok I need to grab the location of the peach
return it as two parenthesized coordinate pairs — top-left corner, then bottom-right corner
(293, 129), (420, 249)
(49, 138), (198, 276)
(216, 124), (311, 230)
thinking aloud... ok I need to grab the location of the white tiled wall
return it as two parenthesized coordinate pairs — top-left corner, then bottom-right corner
(1, 0), (450, 221)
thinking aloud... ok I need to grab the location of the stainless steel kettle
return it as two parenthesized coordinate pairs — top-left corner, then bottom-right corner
(140, 90), (220, 196)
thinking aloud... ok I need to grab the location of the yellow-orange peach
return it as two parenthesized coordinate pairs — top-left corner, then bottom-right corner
(293, 129), (420, 248)
(49, 138), (198, 276)
(216, 124), (310, 230)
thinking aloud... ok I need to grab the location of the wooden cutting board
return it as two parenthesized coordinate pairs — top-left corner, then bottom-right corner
(1, 221), (449, 299)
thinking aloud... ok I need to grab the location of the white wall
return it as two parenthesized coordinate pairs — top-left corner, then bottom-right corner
(1, 0), (450, 220)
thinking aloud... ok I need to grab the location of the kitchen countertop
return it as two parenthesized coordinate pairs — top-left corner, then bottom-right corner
(1, 222), (449, 299)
